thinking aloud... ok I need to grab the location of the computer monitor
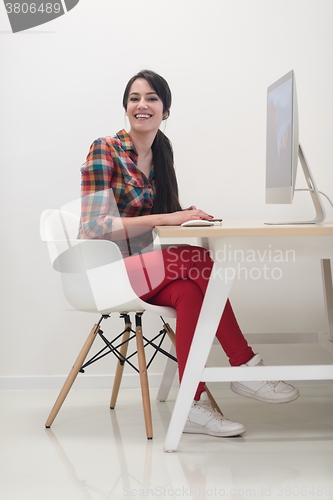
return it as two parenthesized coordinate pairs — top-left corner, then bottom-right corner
(266, 70), (298, 204)
(265, 70), (326, 224)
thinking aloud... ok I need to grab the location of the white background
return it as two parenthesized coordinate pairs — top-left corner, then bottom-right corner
(0, 0), (333, 388)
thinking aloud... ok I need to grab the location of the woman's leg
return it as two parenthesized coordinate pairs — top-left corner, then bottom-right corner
(159, 246), (255, 366)
(124, 246), (254, 399)
(125, 246), (299, 406)
(147, 279), (207, 400)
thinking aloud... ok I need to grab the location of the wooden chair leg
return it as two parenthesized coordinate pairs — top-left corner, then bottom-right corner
(205, 386), (223, 415)
(163, 322), (176, 345)
(110, 320), (131, 409)
(135, 314), (153, 439)
(156, 322), (177, 401)
(45, 323), (100, 428)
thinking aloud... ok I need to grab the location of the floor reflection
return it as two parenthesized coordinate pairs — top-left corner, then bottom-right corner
(1, 385), (332, 500)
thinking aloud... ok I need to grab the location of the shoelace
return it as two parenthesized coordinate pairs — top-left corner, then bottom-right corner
(257, 360), (280, 386)
(266, 380), (280, 387)
(194, 402), (225, 420)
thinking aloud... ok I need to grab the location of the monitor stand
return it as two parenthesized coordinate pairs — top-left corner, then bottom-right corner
(265, 144), (326, 225)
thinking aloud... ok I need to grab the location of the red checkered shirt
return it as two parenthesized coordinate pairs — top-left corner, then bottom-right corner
(78, 130), (156, 255)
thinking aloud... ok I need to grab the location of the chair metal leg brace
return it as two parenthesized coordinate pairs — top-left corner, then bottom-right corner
(45, 321), (102, 428)
(81, 322), (175, 372)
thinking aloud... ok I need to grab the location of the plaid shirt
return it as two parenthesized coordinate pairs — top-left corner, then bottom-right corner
(78, 130), (156, 256)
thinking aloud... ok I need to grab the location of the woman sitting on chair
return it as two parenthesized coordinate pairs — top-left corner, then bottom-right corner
(78, 69), (299, 438)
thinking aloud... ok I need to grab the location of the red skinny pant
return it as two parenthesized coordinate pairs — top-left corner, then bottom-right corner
(124, 246), (254, 400)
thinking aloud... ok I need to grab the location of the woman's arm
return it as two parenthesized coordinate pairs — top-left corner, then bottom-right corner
(113, 207), (212, 231)
(80, 139), (116, 240)
(79, 139), (212, 240)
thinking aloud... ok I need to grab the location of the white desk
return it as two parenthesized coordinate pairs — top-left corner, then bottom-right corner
(155, 221), (333, 451)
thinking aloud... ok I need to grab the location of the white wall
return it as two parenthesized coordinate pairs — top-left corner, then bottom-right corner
(1, 0), (333, 388)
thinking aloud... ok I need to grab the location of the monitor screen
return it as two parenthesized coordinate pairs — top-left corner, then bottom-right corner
(266, 70), (299, 204)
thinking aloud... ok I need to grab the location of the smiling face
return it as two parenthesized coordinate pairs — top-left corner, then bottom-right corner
(126, 78), (167, 135)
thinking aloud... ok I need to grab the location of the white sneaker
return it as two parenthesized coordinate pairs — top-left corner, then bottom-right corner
(183, 392), (245, 437)
(230, 354), (300, 404)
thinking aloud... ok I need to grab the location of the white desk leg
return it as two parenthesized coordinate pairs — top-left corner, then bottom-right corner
(321, 259), (333, 341)
(164, 262), (235, 452)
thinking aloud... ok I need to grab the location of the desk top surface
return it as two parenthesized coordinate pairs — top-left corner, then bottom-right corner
(155, 221), (333, 238)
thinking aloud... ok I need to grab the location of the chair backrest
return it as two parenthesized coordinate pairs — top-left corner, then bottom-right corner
(40, 209), (83, 267)
(40, 209), (168, 315)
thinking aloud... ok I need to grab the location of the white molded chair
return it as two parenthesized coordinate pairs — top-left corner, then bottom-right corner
(40, 209), (177, 439)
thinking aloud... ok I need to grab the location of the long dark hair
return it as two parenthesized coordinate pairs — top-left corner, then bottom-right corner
(123, 70), (182, 214)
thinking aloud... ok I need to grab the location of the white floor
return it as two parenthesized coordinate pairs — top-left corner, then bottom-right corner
(1, 384), (333, 500)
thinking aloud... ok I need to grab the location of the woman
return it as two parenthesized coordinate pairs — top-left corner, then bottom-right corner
(79, 70), (299, 437)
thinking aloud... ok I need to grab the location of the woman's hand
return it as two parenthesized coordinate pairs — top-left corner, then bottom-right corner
(161, 208), (213, 226)
(118, 206), (214, 228)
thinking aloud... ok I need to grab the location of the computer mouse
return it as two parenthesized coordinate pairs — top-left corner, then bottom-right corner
(181, 219), (215, 227)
